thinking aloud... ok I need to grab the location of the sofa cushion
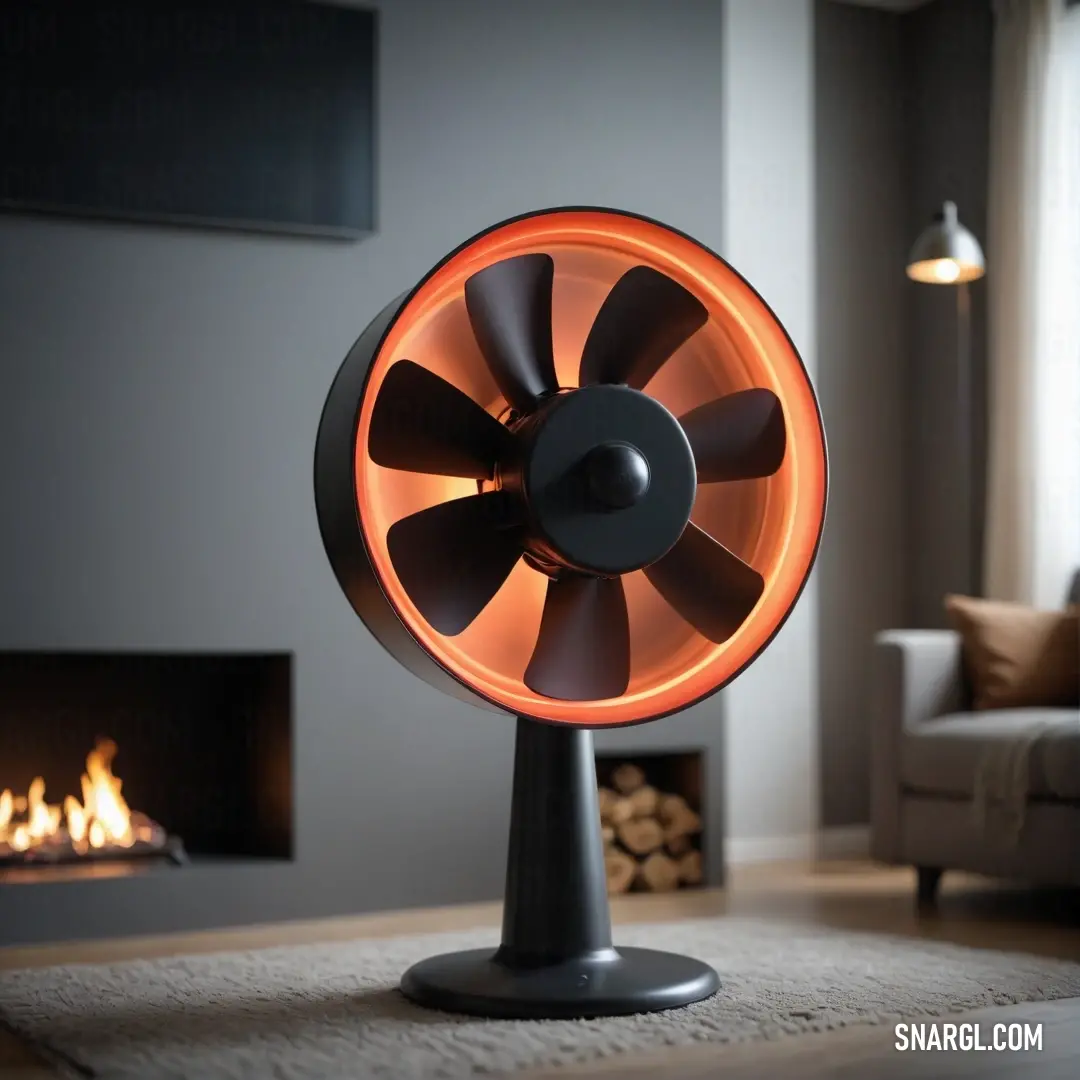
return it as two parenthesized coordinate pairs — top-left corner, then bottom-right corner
(901, 708), (1080, 800)
(944, 594), (1080, 710)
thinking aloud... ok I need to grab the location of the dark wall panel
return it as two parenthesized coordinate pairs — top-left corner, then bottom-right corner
(0, 0), (375, 236)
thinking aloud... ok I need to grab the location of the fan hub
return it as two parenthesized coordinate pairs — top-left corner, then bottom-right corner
(514, 385), (696, 576)
(584, 441), (651, 510)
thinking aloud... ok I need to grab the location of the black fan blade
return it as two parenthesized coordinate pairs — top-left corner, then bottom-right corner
(524, 575), (631, 700)
(464, 254), (558, 415)
(578, 266), (707, 390)
(369, 360), (516, 479)
(387, 492), (524, 636)
(644, 523), (764, 644)
(679, 389), (787, 483)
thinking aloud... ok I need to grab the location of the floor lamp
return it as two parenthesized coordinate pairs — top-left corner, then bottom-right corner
(907, 203), (984, 600)
(906, 200), (987, 597)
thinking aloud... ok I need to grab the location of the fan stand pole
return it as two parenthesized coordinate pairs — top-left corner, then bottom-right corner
(399, 716), (721, 1019)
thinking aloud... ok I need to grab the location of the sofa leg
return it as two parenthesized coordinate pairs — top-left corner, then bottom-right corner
(916, 866), (943, 911)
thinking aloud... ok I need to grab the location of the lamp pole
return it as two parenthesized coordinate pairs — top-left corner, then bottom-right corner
(955, 280), (975, 596)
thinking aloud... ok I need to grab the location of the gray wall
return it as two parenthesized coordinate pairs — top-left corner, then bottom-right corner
(902, 0), (993, 627)
(0, 0), (727, 946)
(814, 0), (908, 829)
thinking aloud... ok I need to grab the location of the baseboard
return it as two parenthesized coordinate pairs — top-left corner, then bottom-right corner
(726, 825), (870, 865)
(815, 825), (871, 860)
(725, 833), (817, 864)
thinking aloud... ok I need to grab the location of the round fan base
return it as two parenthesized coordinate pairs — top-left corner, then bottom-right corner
(400, 945), (720, 1020)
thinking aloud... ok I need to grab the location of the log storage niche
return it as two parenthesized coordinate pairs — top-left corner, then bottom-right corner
(597, 752), (705, 894)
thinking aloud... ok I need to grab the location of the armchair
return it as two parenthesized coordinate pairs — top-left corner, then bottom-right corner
(870, 572), (1080, 906)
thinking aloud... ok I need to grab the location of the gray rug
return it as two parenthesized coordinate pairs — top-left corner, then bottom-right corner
(2, 917), (1080, 1080)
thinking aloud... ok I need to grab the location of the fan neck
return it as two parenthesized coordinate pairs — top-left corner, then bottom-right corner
(497, 716), (616, 965)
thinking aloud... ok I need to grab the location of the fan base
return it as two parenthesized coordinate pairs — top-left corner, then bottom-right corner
(400, 945), (720, 1020)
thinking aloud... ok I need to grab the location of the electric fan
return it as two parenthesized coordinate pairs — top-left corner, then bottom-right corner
(314, 207), (827, 1019)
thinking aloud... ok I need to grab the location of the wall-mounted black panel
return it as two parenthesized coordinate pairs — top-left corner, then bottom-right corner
(0, 0), (376, 237)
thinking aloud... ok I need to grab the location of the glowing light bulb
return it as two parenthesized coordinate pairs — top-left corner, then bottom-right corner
(933, 259), (961, 283)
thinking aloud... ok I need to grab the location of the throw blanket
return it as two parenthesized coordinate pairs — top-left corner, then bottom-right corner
(972, 715), (1079, 844)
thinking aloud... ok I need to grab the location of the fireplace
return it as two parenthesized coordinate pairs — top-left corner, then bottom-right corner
(595, 749), (706, 894)
(0, 650), (292, 885)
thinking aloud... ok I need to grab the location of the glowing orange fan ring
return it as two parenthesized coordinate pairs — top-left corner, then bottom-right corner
(315, 208), (827, 728)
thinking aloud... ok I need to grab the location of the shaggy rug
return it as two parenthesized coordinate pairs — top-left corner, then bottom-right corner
(2, 916), (1080, 1079)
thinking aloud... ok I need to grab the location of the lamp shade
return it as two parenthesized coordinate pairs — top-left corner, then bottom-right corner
(906, 201), (986, 284)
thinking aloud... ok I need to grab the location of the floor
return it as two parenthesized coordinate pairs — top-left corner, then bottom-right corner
(1, 860), (1078, 1079)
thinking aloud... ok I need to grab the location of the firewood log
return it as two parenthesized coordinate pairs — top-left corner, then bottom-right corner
(627, 784), (659, 820)
(598, 788), (634, 826)
(612, 762), (646, 795)
(662, 805), (702, 841)
(601, 824), (615, 846)
(665, 832), (692, 857)
(605, 849), (636, 895)
(677, 850), (704, 886)
(616, 816), (664, 856)
(657, 793), (691, 824)
(637, 851), (681, 892)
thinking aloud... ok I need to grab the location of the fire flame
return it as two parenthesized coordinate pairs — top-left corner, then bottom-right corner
(0, 738), (154, 857)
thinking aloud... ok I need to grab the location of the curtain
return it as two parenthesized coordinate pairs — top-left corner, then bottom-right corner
(984, 0), (1080, 608)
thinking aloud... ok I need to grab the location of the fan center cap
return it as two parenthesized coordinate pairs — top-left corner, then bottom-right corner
(585, 441), (651, 509)
(518, 385), (697, 576)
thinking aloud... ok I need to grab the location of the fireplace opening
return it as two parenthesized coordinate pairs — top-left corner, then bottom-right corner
(0, 651), (292, 882)
(595, 749), (705, 894)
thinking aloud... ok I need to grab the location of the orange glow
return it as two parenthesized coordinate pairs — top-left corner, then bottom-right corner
(353, 209), (827, 726)
(0, 739), (158, 860)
